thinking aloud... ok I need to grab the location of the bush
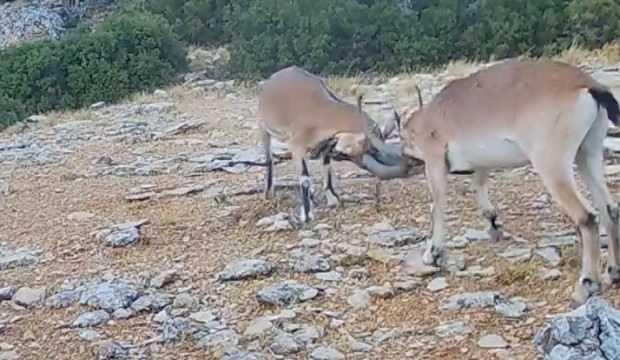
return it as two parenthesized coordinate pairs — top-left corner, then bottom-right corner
(0, 10), (187, 127)
(147, 0), (620, 79)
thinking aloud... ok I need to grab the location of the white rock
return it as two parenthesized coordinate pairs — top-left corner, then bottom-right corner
(478, 334), (508, 349)
(12, 287), (46, 307)
(427, 277), (448, 292)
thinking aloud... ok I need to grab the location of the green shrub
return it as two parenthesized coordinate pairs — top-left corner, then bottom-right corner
(0, 10), (187, 127)
(567, 0), (620, 48)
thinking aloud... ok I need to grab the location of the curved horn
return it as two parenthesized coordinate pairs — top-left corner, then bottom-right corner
(415, 85), (423, 109)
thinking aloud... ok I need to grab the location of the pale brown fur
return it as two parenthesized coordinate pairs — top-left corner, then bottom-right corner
(258, 66), (401, 222)
(397, 59), (620, 307)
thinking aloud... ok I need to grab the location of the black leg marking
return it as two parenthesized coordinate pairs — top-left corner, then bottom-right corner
(300, 159), (312, 222)
(265, 157), (273, 194)
(323, 155), (340, 203)
(490, 214), (498, 230)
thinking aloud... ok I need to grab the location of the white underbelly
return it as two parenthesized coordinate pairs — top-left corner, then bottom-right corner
(446, 137), (529, 172)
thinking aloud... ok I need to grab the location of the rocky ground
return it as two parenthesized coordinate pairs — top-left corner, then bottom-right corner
(2, 62), (620, 360)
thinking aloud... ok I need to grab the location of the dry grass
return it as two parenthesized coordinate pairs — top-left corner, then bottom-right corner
(554, 43), (620, 66)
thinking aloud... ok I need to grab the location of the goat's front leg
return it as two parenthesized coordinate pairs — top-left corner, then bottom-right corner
(322, 154), (340, 208)
(473, 170), (503, 242)
(293, 150), (314, 223)
(423, 159), (449, 266)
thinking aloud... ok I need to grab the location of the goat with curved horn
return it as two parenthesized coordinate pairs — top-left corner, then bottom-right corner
(257, 66), (418, 223)
(385, 59), (620, 307)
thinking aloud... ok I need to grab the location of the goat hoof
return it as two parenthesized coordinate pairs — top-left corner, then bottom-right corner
(488, 227), (503, 242)
(422, 245), (442, 266)
(606, 266), (620, 287)
(325, 194), (341, 209)
(570, 277), (602, 308)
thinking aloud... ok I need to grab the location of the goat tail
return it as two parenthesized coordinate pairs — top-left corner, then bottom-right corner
(589, 87), (620, 125)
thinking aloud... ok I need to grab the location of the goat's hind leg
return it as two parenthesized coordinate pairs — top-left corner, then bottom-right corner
(576, 119), (620, 286)
(473, 170), (503, 242)
(262, 131), (275, 199)
(322, 154), (341, 208)
(535, 157), (601, 306)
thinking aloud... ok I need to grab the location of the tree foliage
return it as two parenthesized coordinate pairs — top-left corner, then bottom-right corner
(148, 0), (620, 79)
(0, 10), (187, 127)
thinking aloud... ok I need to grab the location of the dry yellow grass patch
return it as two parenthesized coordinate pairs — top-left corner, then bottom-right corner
(554, 43), (620, 66)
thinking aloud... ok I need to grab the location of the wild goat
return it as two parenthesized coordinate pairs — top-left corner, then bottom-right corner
(257, 66), (414, 222)
(365, 59), (620, 306)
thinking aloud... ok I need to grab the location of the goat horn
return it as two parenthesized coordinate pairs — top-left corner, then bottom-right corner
(415, 85), (423, 109)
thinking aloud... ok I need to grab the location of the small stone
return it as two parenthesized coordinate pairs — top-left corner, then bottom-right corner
(0, 351), (19, 360)
(243, 317), (273, 339)
(78, 329), (101, 341)
(367, 248), (402, 266)
(153, 310), (170, 324)
(427, 277), (448, 292)
(0, 250), (39, 271)
(372, 328), (402, 343)
(540, 268), (562, 281)
(348, 336), (373, 352)
(315, 271), (342, 282)
(310, 346), (345, 360)
(435, 321), (474, 338)
(270, 332), (302, 355)
(348, 289), (370, 310)
(329, 319), (345, 329)
(256, 282), (319, 307)
(79, 282), (139, 312)
(292, 254), (330, 273)
(401, 249), (440, 277)
(73, 310), (110, 328)
(256, 213), (293, 233)
(498, 247), (532, 263)
(12, 287), (46, 307)
(173, 293), (199, 309)
(464, 229), (490, 242)
(495, 298), (528, 318)
(300, 238), (321, 248)
(443, 252), (466, 272)
(367, 285), (395, 299)
(478, 334), (508, 349)
(337, 245), (367, 266)
(189, 311), (217, 324)
(535, 247), (561, 267)
(394, 279), (421, 292)
(96, 341), (129, 360)
(368, 228), (423, 247)
(456, 265), (496, 278)
(197, 329), (240, 351)
(102, 227), (140, 248)
(130, 293), (171, 313)
(110, 308), (133, 321)
(440, 291), (501, 311)
(151, 270), (178, 288)
(447, 236), (469, 249)
(0, 287), (15, 301)
(46, 289), (82, 308)
(67, 211), (95, 222)
(219, 259), (274, 281)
